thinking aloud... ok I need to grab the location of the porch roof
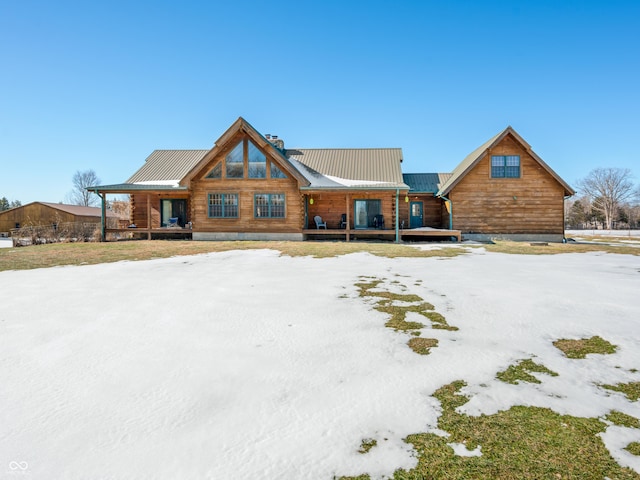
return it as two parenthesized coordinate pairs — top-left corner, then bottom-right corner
(89, 183), (189, 194)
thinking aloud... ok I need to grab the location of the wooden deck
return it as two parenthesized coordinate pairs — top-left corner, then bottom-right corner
(400, 227), (462, 242)
(105, 226), (460, 242)
(303, 227), (461, 242)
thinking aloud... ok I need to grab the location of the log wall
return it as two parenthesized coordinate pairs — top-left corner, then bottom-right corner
(449, 134), (565, 234)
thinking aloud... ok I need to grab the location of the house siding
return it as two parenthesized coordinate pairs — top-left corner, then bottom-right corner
(449, 134), (565, 235)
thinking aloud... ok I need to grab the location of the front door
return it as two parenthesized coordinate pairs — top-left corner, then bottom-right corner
(410, 201), (423, 228)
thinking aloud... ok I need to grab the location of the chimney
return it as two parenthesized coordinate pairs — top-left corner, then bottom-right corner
(270, 135), (284, 150)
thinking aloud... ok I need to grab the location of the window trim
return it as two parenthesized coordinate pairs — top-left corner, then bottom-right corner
(254, 193), (286, 219)
(207, 193), (239, 218)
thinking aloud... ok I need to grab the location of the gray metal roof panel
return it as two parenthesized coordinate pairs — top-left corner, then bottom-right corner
(286, 148), (406, 188)
(126, 150), (209, 183)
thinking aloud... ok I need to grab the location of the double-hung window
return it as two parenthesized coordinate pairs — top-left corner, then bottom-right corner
(254, 194), (285, 218)
(208, 193), (238, 218)
(491, 155), (520, 178)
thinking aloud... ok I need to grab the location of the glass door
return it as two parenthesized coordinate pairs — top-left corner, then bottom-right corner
(410, 201), (423, 228)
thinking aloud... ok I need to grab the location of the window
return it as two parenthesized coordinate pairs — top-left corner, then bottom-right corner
(491, 155), (520, 178)
(208, 193), (238, 218)
(206, 162), (222, 179)
(248, 141), (266, 178)
(226, 142), (244, 178)
(254, 194), (285, 218)
(270, 163), (287, 179)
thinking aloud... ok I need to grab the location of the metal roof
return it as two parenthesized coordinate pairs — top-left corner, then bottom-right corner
(403, 173), (452, 193)
(0, 202), (120, 218)
(127, 150), (208, 183)
(89, 184), (189, 193)
(286, 148), (407, 189)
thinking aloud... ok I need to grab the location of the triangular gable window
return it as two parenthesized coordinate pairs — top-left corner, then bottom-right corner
(205, 162), (222, 179)
(270, 163), (287, 179)
(248, 141), (266, 178)
(226, 141), (244, 178)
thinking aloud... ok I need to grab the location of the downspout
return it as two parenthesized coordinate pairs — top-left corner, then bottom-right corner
(395, 189), (400, 243)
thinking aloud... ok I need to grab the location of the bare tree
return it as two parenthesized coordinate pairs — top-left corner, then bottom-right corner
(576, 168), (635, 230)
(70, 170), (101, 207)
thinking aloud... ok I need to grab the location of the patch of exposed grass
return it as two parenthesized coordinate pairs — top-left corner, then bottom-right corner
(356, 277), (457, 336)
(497, 359), (559, 385)
(483, 240), (640, 256)
(335, 475), (370, 480)
(605, 411), (640, 429)
(626, 442), (640, 456)
(0, 240), (470, 272)
(376, 303), (427, 332)
(358, 438), (377, 454)
(389, 381), (640, 479)
(420, 310), (459, 331)
(407, 337), (438, 355)
(601, 382), (640, 402)
(553, 336), (617, 359)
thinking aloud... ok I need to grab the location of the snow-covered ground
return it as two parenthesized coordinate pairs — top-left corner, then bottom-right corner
(1, 248), (640, 479)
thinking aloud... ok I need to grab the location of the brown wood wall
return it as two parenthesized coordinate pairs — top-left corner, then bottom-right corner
(130, 193), (191, 229)
(189, 133), (304, 233)
(398, 195), (444, 229)
(449, 134), (565, 234)
(0, 204), (99, 233)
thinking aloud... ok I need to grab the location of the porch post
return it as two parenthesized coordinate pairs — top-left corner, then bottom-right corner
(395, 189), (400, 243)
(345, 194), (351, 242)
(100, 192), (106, 242)
(146, 193), (152, 240)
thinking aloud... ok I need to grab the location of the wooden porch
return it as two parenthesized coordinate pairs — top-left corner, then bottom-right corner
(303, 226), (461, 242)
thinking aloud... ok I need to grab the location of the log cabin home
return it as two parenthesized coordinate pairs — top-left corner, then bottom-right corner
(89, 118), (574, 242)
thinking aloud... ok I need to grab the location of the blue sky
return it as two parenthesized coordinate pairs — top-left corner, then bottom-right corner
(1, 0), (638, 204)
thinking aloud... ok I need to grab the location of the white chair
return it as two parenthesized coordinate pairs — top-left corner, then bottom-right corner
(314, 216), (327, 229)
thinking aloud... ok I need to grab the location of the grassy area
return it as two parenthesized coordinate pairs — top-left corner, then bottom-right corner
(601, 382), (640, 402)
(338, 381), (640, 479)
(482, 241), (640, 256)
(496, 358), (559, 385)
(553, 336), (617, 359)
(358, 438), (377, 454)
(0, 240), (470, 272)
(605, 411), (640, 429)
(407, 337), (438, 355)
(2, 237), (639, 272)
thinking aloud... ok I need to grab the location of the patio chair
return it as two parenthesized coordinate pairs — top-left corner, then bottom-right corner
(340, 214), (347, 229)
(373, 214), (385, 229)
(314, 216), (327, 229)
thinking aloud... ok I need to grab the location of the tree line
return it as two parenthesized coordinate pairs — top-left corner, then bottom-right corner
(567, 168), (640, 230)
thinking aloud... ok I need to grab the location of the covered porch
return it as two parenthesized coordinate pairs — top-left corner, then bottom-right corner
(89, 184), (193, 241)
(302, 189), (461, 242)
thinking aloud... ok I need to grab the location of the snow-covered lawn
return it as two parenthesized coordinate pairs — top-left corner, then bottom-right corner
(1, 248), (640, 478)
